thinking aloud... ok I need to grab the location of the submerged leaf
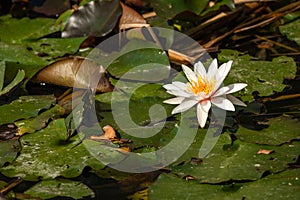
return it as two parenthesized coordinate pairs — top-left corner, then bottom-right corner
(62, 0), (122, 38)
(32, 57), (113, 92)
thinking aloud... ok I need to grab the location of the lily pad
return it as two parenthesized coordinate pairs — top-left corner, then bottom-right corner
(24, 179), (95, 199)
(149, 169), (300, 200)
(279, 18), (300, 45)
(0, 15), (58, 44)
(0, 140), (21, 167)
(218, 49), (297, 101)
(107, 48), (170, 81)
(0, 69), (25, 96)
(0, 119), (105, 181)
(26, 37), (86, 60)
(15, 104), (65, 135)
(170, 133), (300, 183)
(151, 0), (209, 18)
(0, 95), (56, 125)
(235, 116), (300, 145)
(0, 61), (25, 96)
(95, 82), (172, 104)
(0, 15), (86, 81)
(96, 94), (174, 146)
(0, 42), (48, 68)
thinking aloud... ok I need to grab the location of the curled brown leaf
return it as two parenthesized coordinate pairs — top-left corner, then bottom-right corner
(32, 57), (113, 93)
(119, 2), (149, 30)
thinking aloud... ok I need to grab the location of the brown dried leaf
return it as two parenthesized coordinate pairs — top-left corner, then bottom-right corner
(89, 125), (117, 141)
(117, 146), (131, 153)
(32, 57), (113, 93)
(119, 2), (149, 30)
(256, 149), (274, 155)
(103, 125), (117, 140)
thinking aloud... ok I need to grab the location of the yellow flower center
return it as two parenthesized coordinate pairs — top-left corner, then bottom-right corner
(188, 76), (214, 95)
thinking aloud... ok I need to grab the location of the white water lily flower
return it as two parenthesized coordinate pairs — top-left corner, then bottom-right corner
(163, 59), (247, 128)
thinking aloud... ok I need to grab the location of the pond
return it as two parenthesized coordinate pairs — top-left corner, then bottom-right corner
(0, 0), (299, 199)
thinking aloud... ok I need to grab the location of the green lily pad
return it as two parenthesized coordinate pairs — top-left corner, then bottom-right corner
(0, 140), (21, 167)
(149, 169), (300, 200)
(170, 133), (300, 183)
(0, 60), (5, 90)
(0, 44), (47, 83)
(0, 15), (59, 44)
(24, 179), (95, 199)
(0, 95), (56, 125)
(0, 61), (25, 96)
(0, 119), (105, 181)
(235, 116), (300, 145)
(96, 80), (173, 130)
(0, 15), (86, 81)
(151, 0), (209, 18)
(0, 69), (25, 96)
(96, 83), (172, 103)
(0, 42), (48, 67)
(96, 94), (174, 148)
(15, 104), (65, 135)
(218, 49), (297, 101)
(107, 48), (170, 81)
(27, 37), (86, 60)
(279, 18), (300, 45)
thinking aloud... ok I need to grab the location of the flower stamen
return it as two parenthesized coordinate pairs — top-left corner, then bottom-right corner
(188, 76), (212, 95)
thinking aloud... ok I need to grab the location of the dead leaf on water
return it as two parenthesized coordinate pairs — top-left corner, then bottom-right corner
(32, 57), (113, 93)
(119, 2), (149, 30)
(256, 149), (274, 155)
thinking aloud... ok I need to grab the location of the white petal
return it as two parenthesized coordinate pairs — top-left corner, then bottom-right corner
(213, 60), (232, 90)
(218, 60), (232, 80)
(212, 86), (230, 97)
(171, 99), (198, 114)
(197, 100), (211, 128)
(194, 61), (206, 77)
(163, 97), (185, 105)
(167, 90), (191, 98)
(225, 83), (247, 94)
(207, 59), (218, 80)
(227, 95), (247, 107)
(211, 96), (235, 111)
(182, 64), (197, 83)
(172, 81), (188, 90)
(163, 84), (180, 91)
